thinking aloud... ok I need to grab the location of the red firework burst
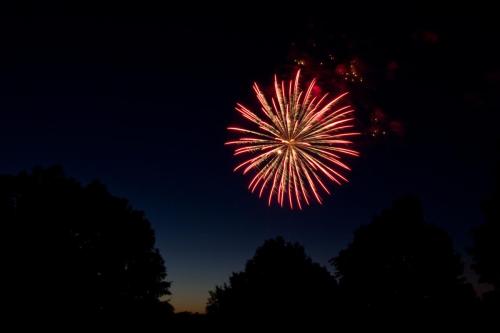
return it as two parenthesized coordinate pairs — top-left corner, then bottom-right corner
(226, 70), (359, 209)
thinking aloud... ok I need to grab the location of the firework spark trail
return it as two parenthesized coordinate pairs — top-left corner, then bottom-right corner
(226, 70), (359, 209)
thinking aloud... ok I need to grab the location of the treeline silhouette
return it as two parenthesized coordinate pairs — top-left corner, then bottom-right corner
(2, 166), (498, 329)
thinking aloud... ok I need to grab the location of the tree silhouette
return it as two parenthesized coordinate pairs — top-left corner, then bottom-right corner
(206, 237), (338, 324)
(331, 196), (475, 322)
(1, 166), (172, 325)
(470, 165), (500, 309)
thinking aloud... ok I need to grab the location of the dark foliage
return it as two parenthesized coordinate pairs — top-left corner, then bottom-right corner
(470, 165), (500, 310)
(331, 196), (476, 323)
(1, 166), (172, 325)
(206, 237), (338, 324)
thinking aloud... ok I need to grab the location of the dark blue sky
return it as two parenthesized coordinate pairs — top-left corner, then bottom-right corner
(2, 6), (499, 312)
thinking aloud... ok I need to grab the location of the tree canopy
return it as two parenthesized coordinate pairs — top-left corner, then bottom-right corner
(331, 196), (475, 319)
(470, 165), (500, 307)
(1, 166), (172, 324)
(206, 237), (338, 323)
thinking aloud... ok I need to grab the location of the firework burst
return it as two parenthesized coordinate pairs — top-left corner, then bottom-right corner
(226, 70), (359, 209)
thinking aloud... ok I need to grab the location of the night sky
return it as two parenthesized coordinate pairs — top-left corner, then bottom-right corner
(2, 5), (499, 312)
